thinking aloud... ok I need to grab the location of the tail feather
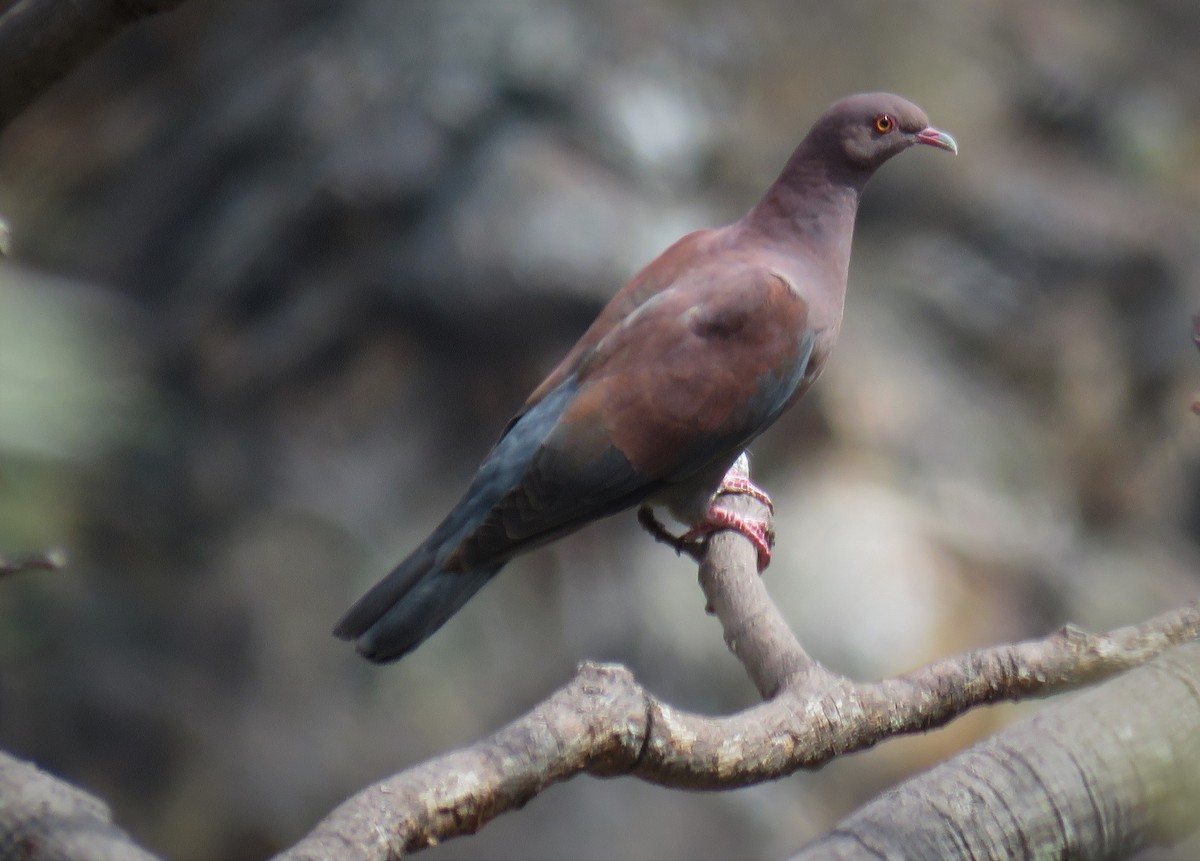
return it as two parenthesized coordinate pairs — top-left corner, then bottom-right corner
(333, 541), (499, 663)
(336, 380), (578, 662)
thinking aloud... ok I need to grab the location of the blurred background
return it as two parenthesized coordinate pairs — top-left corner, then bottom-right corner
(1, 0), (1198, 858)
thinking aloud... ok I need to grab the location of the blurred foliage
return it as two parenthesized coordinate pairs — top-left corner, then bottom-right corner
(0, 270), (149, 460)
(0, 267), (151, 582)
(0, 1), (1198, 858)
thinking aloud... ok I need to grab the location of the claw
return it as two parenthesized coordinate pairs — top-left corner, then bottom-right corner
(638, 506), (706, 563)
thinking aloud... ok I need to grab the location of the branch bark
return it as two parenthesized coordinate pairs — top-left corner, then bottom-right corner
(0, 751), (160, 861)
(0, 0), (186, 133)
(279, 485), (1200, 860)
(792, 639), (1200, 860)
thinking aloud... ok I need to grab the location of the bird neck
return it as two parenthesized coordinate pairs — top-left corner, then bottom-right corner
(742, 156), (865, 280)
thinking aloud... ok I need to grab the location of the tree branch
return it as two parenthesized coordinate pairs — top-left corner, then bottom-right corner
(694, 483), (835, 698)
(280, 476), (1200, 859)
(0, 0), (186, 133)
(791, 639), (1200, 860)
(1, 471), (1196, 858)
(0, 751), (160, 861)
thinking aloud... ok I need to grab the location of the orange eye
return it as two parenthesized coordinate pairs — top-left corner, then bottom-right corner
(874, 115), (894, 133)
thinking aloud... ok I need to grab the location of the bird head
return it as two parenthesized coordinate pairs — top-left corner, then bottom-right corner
(814, 92), (958, 173)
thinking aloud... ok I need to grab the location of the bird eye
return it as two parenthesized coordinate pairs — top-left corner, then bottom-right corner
(873, 115), (895, 134)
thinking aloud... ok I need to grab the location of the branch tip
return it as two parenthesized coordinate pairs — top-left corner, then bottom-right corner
(0, 546), (68, 577)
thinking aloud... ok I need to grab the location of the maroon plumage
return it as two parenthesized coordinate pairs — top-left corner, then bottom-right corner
(335, 92), (958, 662)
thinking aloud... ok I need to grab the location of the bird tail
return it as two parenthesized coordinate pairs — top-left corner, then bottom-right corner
(333, 537), (500, 663)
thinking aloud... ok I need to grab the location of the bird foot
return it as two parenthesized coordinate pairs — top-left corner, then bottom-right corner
(680, 507), (774, 573)
(637, 504), (774, 573)
(637, 457), (775, 571)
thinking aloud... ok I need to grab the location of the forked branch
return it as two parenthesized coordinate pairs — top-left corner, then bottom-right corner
(281, 486), (1200, 860)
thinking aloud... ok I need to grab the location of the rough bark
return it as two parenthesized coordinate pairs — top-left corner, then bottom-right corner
(792, 640), (1200, 860)
(0, 751), (160, 861)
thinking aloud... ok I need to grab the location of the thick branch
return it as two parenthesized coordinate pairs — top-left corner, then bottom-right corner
(0, 0), (186, 133)
(0, 751), (160, 861)
(280, 663), (649, 861)
(631, 601), (1200, 790)
(792, 639), (1200, 860)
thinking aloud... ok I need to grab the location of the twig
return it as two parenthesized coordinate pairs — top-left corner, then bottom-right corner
(0, 546), (67, 578)
(1191, 311), (1199, 414)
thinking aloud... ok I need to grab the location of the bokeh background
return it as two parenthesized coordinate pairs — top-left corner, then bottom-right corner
(1, 1), (1198, 858)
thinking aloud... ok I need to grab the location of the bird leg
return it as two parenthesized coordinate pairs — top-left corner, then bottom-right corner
(638, 506), (707, 564)
(637, 458), (776, 572)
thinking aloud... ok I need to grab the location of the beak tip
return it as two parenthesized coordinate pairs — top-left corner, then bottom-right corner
(916, 126), (959, 155)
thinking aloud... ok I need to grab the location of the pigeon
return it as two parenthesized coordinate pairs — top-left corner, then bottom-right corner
(335, 92), (957, 662)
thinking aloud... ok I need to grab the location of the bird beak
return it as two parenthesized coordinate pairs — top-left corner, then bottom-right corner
(915, 126), (958, 154)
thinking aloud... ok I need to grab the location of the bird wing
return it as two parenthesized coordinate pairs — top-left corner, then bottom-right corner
(515, 228), (721, 419)
(446, 261), (816, 571)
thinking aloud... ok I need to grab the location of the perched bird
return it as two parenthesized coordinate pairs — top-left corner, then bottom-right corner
(335, 92), (957, 663)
